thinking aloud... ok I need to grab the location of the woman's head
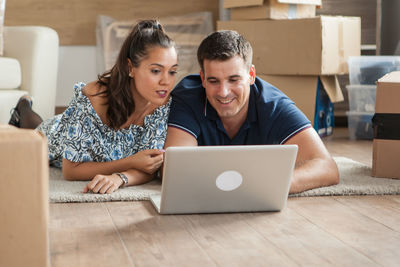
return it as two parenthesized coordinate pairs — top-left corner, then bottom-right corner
(126, 21), (178, 108)
(97, 20), (177, 129)
(126, 20), (175, 68)
(128, 45), (178, 108)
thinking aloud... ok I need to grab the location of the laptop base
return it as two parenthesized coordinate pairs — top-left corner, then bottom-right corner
(149, 194), (161, 213)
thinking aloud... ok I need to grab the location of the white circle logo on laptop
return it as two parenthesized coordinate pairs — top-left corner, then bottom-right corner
(216, 170), (243, 191)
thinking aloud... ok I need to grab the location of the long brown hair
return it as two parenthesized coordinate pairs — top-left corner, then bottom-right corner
(96, 20), (175, 129)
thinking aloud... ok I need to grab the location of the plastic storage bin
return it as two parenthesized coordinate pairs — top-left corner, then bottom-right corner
(348, 56), (400, 85)
(346, 84), (376, 112)
(346, 111), (374, 140)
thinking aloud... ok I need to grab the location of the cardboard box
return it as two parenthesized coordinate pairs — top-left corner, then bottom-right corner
(372, 71), (400, 178)
(217, 16), (361, 75)
(228, 0), (319, 20)
(224, 0), (321, 9)
(0, 125), (50, 267)
(259, 75), (343, 136)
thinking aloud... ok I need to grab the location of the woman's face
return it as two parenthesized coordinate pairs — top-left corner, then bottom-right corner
(129, 46), (178, 107)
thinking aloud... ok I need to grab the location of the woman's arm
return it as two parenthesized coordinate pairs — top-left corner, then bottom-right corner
(62, 149), (164, 181)
(82, 168), (156, 194)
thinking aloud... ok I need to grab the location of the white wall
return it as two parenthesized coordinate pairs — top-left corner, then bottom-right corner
(56, 46), (98, 106)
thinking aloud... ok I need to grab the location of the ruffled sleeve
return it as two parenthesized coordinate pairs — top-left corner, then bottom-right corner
(60, 82), (100, 163)
(141, 98), (171, 150)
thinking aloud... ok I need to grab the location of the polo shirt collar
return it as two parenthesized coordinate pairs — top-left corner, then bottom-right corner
(247, 86), (257, 123)
(204, 97), (219, 120)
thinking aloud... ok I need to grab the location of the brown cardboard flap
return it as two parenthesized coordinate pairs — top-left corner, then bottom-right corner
(339, 16), (361, 73)
(320, 75), (344, 103)
(230, 2), (316, 20)
(224, 0), (264, 8)
(225, 0), (320, 9)
(278, 0), (321, 4)
(321, 16), (340, 74)
(261, 75), (343, 122)
(231, 6), (274, 20)
(375, 71), (400, 113)
(378, 71), (400, 83)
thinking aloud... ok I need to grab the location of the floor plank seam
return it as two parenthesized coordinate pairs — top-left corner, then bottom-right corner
(323, 198), (389, 266)
(104, 202), (136, 267)
(181, 216), (222, 267)
(239, 213), (301, 266)
(333, 196), (400, 233)
(388, 195), (400, 204)
(288, 203), (381, 265)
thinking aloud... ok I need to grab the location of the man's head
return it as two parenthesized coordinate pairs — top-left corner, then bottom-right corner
(197, 30), (256, 127)
(197, 30), (253, 72)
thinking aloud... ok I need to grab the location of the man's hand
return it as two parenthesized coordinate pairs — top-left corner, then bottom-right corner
(83, 173), (124, 194)
(130, 149), (165, 174)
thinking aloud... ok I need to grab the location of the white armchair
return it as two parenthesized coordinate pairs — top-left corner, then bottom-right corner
(0, 26), (59, 124)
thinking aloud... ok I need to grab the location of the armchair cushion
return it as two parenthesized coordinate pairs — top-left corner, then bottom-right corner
(0, 57), (21, 89)
(0, 26), (59, 124)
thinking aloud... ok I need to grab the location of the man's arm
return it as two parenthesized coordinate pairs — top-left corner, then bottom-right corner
(285, 127), (339, 194)
(164, 126), (198, 148)
(161, 126), (198, 178)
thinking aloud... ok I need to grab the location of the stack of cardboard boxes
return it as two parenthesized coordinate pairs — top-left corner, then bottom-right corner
(218, 0), (361, 136)
(372, 71), (400, 179)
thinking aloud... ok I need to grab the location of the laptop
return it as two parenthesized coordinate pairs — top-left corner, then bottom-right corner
(150, 145), (298, 214)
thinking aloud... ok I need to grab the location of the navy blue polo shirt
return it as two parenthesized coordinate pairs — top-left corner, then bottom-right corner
(168, 74), (311, 145)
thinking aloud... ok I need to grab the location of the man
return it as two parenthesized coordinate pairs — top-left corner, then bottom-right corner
(164, 30), (339, 194)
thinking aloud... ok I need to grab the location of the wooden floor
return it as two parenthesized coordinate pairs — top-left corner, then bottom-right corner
(49, 128), (400, 267)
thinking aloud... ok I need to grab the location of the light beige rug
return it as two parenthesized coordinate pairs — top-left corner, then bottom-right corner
(49, 157), (400, 203)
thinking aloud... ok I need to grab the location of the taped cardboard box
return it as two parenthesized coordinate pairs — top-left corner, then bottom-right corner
(259, 75), (343, 137)
(227, 0), (320, 20)
(372, 71), (400, 179)
(217, 16), (361, 75)
(0, 125), (50, 267)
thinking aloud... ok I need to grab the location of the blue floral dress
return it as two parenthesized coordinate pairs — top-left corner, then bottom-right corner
(37, 82), (171, 168)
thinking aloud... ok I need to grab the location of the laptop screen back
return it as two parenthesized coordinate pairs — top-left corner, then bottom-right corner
(154, 145), (298, 214)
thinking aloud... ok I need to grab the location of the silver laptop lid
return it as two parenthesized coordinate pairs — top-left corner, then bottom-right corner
(157, 145), (298, 214)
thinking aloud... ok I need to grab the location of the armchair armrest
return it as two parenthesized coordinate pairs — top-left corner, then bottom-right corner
(4, 26), (59, 120)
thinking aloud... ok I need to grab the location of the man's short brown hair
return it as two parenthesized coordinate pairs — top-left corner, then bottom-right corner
(197, 30), (253, 71)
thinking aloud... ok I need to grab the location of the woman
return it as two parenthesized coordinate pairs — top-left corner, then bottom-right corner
(9, 20), (178, 194)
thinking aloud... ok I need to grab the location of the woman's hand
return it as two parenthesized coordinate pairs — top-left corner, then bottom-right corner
(83, 173), (124, 194)
(130, 149), (165, 174)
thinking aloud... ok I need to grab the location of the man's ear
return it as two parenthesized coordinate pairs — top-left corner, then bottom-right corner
(200, 70), (206, 88)
(249, 64), (256, 85)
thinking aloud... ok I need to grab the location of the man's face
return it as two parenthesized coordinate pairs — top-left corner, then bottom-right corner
(200, 56), (255, 123)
